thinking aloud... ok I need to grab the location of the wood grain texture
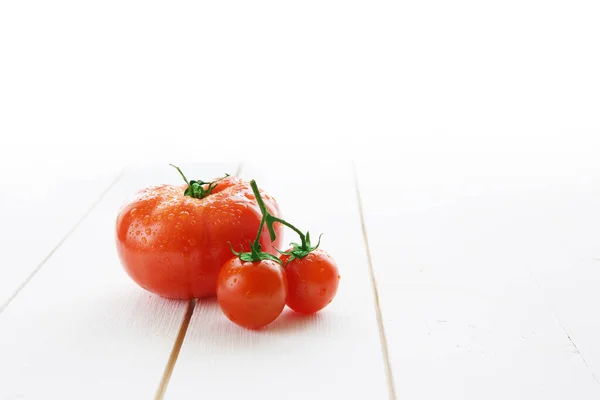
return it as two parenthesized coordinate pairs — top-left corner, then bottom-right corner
(165, 161), (390, 399)
(0, 163), (237, 400)
(357, 150), (600, 399)
(0, 164), (121, 309)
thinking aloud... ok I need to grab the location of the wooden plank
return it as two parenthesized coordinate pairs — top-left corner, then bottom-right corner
(165, 161), (390, 399)
(0, 163), (122, 309)
(519, 181), (600, 385)
(0, 162), (238, 400)
(356, 152), (600, 399)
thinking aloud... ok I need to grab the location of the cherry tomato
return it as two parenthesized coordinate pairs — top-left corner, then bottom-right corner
(116, 175), (283, 299)
(281, 249), (340, 314)
(217, 257), (287, 329)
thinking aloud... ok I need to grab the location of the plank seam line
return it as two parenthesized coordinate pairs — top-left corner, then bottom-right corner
(154, 299), (196, 400)
(154, 162), (244, 399)
(0, 168), (126, 315)
(555, 318), (600, 386)
(532, 273), (600, 387)
(352, 162), (397, 400)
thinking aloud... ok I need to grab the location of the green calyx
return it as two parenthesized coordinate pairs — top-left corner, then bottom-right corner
(228, 241), (283, 265)
(170, 164), (229, 199)
(276, 231), (323, 264)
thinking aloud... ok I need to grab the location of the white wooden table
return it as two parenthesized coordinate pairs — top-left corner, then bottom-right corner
(2, 0), (600, 396)
(1, 155), (599, 399)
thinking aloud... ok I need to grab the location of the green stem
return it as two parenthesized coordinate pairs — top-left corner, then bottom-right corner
(269, 216), (307, 249)
(170, 164), (190, 186)
(250, 180), (269, 216)
(249, 179), (307, 250)
(253, 213), (267, 249)
(250, 180), (277, 241)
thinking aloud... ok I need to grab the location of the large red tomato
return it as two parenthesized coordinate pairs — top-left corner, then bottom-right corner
(115, 175), (282, 299)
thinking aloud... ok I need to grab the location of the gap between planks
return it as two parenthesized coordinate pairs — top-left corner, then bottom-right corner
(530, 270), (600, 387)
(154, 299), (196, 400)
(353, 162), (397, 400)
(154, 162), (244, 400)
(0, 168), (126, 315)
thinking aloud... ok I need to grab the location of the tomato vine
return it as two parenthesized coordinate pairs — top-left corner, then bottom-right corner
(249, 180), (322, 264)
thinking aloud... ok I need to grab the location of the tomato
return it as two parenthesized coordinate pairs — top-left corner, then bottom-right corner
(217, 257), (287, 329)
(281, 249), (340, 314)
(115, 173), (283, 299)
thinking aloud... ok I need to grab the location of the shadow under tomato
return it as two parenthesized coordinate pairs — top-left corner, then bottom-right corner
(77, 283), (328, 363)
(262, 308), (323, 333)
(192, 297), (323, 334)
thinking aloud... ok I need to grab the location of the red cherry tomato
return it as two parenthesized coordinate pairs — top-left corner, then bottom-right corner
(217, 257), (288, 329)
(116, 175), (283, 299)
(281, 249), (340, 314)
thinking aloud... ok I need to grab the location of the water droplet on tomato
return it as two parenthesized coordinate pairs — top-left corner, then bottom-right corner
(143, 215), (150, 225)
(130, 208), (138, 217)
(135, 230), (140, 236)
(179, 211), (189, 220)
(319, 288), (328, 296)
(188, 238), (196, 246)
(320, 268), (325, 273)
(155, 214), (163, 221)
(191, 219), (197, 225)
(175, 223), (182, 230)
(168, 213), (175, 221)
(141, 237), (147, 244)
(145, 227), (152, 235)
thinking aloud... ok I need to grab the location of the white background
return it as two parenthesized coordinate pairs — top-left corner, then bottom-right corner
(1, 0), (599, 174)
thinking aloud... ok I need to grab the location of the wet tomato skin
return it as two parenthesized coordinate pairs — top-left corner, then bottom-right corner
(115, 176), (282, 299)
(217, 257), (288, 329)
(281, 249), (340, 314)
